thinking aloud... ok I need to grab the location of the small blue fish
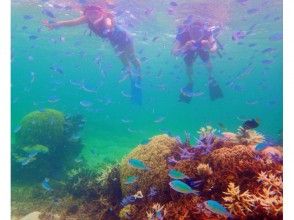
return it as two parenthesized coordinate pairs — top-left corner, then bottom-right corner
(80, 100), (93, 108)
(48, 95), (60, 103)
(204, 200), (232, 218)
(169, 180), (198, 194)
(23, 15), (33, 20)
(13, 125), (22, 133)
(269, 33), (283, 41)
(168, 169), (188, 180)
(50, 65), (63, 74)
(124, 176), (138, 184)
(170, 1), (178, 6)
(42, 178), (52, 191)
(128, 158), (149, 170)
(29, 35), (38, 40)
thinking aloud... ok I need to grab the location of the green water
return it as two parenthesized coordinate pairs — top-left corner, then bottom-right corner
(11, 0), (282, 168)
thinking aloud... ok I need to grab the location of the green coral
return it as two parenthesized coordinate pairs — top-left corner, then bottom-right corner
(23, 144), (49, 154)
(15, 109), (65, 150)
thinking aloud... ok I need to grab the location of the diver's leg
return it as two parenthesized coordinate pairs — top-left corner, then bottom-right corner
(199, 50), (212, 77)
(126, 42), (141, 76)
(118, 52), (131, 83)
(199, 50), (223, 100)
(184, 52), (196, 85)
(179, 52), (196, 103)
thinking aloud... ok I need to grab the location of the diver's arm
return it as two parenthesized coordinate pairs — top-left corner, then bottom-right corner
(43, 16), (87, 29)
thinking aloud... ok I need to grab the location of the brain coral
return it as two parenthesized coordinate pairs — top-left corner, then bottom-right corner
(119, 134), (179, 198)
(15, 109), (65, 150)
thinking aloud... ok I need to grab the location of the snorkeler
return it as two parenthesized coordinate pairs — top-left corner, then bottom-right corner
(43, 4), (142, 105)
(172, 19), (224, 103)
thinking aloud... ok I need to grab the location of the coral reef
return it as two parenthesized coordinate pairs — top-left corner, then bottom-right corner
(12, 109), (85, 182)
(12, 126), (283, 220)
(119, 134), (180, 198)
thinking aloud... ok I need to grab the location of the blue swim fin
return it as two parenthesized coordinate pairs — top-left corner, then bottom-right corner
(130, 75), (142, 105)
(208, 76), (223, 101)
(179, 83), (193, 103)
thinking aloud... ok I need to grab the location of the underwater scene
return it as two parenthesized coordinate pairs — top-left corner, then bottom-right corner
(11, 0), (283, 219)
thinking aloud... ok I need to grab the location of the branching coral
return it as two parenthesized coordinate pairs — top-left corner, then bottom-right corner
(223, 182), (256, 216)
(255, 171), (283, 216)
(194, 126), (217, 154)
(257, 171), (282, 190)
(256, 186), (283, 216)
(119, 134), (179, 198)
(196, 163), (213, 176)
(236, 127), (265, 145)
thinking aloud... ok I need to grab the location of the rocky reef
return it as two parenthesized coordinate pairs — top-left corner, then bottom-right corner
(12, 125), (283, 220)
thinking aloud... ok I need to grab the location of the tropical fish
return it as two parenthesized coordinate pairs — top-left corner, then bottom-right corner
(42, 9), (55, 18)
(269, 33), (282, 41)
(154, 116), (165, 123)
(124, 176), (138, 184)
(169, 180), (198, 194)
(29, 35), (38, 40)
(41, 178), (52, 191)
(204, 200), (232, 218)
(242, 118), (259, 130)
(170, 1), (178, 7)
(80, 100), (93, 108)
(13, 125), (22, 133)
(48, 95), (60, 103)
(128, 158), (149, 170)
(23, 15), (33, 20)
(168, 169), (188, 180)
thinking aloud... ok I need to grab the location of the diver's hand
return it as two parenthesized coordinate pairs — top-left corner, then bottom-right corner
(201, 39), (218, 52)
(42, 20), (55, 30)
(184, 40), (196, 49)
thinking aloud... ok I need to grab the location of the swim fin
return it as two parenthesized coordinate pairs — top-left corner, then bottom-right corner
(208, 76), (223, 101)
(130, 74), (142, 105)
(179, 83), (193, 103)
